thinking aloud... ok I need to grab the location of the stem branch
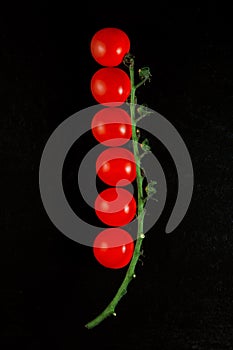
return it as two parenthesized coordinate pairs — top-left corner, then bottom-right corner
(135, 76), (149, 90)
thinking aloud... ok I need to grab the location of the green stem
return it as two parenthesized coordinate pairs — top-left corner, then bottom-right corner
(135, 76), (149, 90)
(85, 57), (146, 330)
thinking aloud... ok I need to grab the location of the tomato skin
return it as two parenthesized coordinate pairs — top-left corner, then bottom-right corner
(94, 187), (136, 226)
(90, 27), (130, 67)
(96, 147), (136, 186)
(90, 67), (131, 106)
(93, 228), (134, 269)
(91, 107), (132, 146)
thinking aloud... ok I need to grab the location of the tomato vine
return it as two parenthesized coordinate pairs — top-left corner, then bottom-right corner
(85, 48), (152, 329)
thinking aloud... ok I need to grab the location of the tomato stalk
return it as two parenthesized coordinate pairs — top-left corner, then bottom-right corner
(85, 54), (151, 330)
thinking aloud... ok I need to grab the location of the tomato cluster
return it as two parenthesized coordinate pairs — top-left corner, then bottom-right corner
(90, 28), (135, 269)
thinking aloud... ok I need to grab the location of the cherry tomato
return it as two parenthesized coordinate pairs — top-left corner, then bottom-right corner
(96, 147), (136, 186)
(90, 67), (131, 106)
(94, 187), (136, 226)
(90, 27), (130, 67)
(91, 107), (132, 146)
(93, 228), (134, 269)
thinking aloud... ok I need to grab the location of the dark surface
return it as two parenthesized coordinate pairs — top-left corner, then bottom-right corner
(1, 4), (233, 350)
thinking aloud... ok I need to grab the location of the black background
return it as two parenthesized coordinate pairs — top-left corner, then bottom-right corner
(1, 3), (233, 349)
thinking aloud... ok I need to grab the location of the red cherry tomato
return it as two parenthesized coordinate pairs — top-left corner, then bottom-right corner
(90, 27), (130, 67)
(91, 107), (132, 146)
(94, 187), (136, 226)
(93, 228), (134, 269)
(96, 147), (136, 186)
(90, 67), (131, 106)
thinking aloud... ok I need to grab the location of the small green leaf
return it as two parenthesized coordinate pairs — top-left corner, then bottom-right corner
(141, 138), (151, 152)
(138, 67), (152, 81)
(145, 180), (157, 195)
(137, 104), (148, 116)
